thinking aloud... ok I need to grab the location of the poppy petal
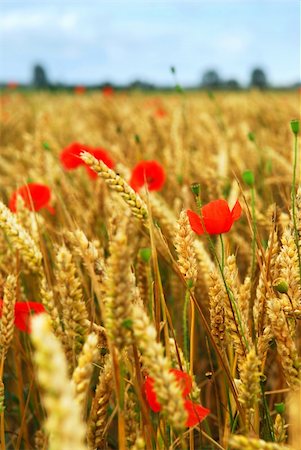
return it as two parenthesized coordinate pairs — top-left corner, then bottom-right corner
(184, 400), (210, 427)
(74, 86), (86, 94)
(9, 184), (52, 213)
(25, 302), (45, 314)
(14, 302), (45, 333)
(231, 200), (242, 222)
(8, 192), (18, 212)
(103, 86), (114, 96)
(14, 312), (29, 332)
(144, 369), (193, 414)
(60, 143), (90, 169)
(85, 148), (115, 179)
(85, 166), (98, 179)
(130, 161), (165, 192)
(144, 376), (161, 412)
(202, 199), (232, 235)
(155, 107), (167, 118)
(91, 149), (114, 168)
(25, 184), (51, 211)
(187, 210), (205, 235)
(45, 204), (56, 215)
(170, 369), (193, 397)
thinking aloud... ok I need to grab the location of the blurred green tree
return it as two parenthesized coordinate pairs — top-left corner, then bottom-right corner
(250, 67), (268, 89)
(32, 64), (49, 88)
(201, 70), (221, 89)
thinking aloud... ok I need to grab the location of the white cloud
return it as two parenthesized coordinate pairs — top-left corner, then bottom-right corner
(0, 12), (47, 31)
(216, 33), (252, 55)
(0, 10), (79, 32)
(57, 13), (79, 31)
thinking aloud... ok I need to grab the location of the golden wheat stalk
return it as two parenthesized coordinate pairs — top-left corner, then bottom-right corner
(229, 435), (292, 449)
(80, 151), (148, 220)
(71, 332), (99, 412)
(267, 298), (301, 387)
(103, 221), (134, 350)
(55, 246), (89, 364)
(0, 201), (42, 272)
(31, 314), (88, 450)
(132, 303), (187, 431)
(0, 274), (17, 360)
(87, 356), (114, 449)
(238, 347), (261, 431)
(174, 210), (198, 286)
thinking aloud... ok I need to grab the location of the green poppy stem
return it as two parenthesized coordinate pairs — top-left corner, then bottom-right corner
(291, 124), (301, 283)
(250, 185), (257, 279)
(183, 288), (190, 361)
(219, 234), (225, 272)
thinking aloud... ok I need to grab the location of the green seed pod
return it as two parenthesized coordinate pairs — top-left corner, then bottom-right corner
(290, 119), (300, 135)
(273, 281), (289, 294)
(275, 402), (285, 414)
(247, 131), (256, 142)
(139, 247), (151, 263)
(242, 170), (255, 186)
(191, 182), (201, 197)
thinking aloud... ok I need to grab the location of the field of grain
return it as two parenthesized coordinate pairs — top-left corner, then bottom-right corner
(0, 90), (300, 449)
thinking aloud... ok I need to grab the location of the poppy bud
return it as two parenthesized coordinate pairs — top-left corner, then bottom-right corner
(190, 183), (201, 197)
(139, 248), (151, 263)
(273, 281), (288, 294)
(275, 402), (285, 414)
(247, 131), (256, 142)
(242, 170), (255, 187)
(177, 174), (183, 185)
(290, 119), (300, 135)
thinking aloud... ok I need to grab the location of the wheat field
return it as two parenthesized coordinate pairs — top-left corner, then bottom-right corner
(0, 89), (300, 449)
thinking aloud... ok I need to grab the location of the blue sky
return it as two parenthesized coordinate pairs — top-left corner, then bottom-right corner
(0, 0), (299, 86)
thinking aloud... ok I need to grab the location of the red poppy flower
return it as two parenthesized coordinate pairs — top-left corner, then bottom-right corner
(9, 183), (55, 214)
(154, 107), (167, 118)
(74, 85), (86, 94)
(187, 199), (241, 235)
(7, 82), (18, 89)
(85, 148), (115, 179)
(60, 142), (92, 169)
(184, 400), (211, 427)
(144, 369), (192, 412)
(60, 143), (114, 179)
(102, 86), (114, 97)
(0, 300), (45, 333)
(144, 376), (161, 412)
(130, 160), (166, 192)
(143, 369), (209, 427)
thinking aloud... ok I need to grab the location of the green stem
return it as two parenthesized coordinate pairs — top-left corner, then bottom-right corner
(291, 131), (301, 283)
(250, 185), (257, 279)
(183, 289), (190, 361)
(196, 196), (202, 214)
(219, 234), (225, 271)
(260, 380), (275, 442)
(207, 235), (250, 352)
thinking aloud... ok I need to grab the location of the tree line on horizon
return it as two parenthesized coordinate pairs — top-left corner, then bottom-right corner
(1, 64), (299, 91)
